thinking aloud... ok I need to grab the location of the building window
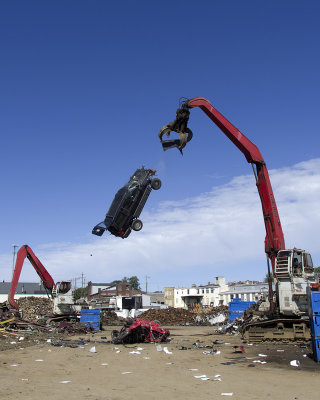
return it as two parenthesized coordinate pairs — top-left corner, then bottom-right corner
(202, 289), (205, 294)
(206, 289), (209, 294)
(211, 289), (214, 293)
(197, 289), (199, 294)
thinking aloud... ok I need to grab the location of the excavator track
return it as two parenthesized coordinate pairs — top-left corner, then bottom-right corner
(242, 318), (311, 343)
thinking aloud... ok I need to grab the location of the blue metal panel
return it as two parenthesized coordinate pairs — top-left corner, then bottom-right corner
(310, 315), (320, 339)
(311, 292), (320, 315)
(311, 338), (320, 363)
(228, 299), (255, 322)
(80, 308), (100, 330)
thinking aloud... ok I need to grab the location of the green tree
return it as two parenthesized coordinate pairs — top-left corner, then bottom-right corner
(73, 286), (88, 301)
(314, 266), (320, 273)
(263, 273), (274, 283)
(122, 276), (141, 291)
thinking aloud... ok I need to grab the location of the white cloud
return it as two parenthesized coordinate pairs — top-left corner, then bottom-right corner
(1, 158), (320, 290)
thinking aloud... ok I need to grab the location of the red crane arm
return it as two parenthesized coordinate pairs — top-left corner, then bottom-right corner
(8, 245), (55, 310)
(186, 97), (286, 270)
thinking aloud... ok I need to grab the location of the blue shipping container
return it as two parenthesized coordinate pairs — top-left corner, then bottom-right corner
(228, 299), (255, 322)
(80, 308), (100, 330)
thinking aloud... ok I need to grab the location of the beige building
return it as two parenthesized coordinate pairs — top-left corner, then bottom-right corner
(164, 287), (175, 307)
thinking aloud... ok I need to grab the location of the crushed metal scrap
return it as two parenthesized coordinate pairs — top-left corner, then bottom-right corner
(138, 306), (228, 326)
(112, 318), (170, 344)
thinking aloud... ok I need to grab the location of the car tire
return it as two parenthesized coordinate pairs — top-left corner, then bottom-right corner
(151, 178), (162, 190)
(131, 219), (143, 231)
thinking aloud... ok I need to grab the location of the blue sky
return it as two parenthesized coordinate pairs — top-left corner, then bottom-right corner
(1, 1), (319, 291)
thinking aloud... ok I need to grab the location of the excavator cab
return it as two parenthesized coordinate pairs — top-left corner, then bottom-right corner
(275, 249), (314, 279)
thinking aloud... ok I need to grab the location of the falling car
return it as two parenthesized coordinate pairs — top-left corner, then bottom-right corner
(92, 166), (161, 238)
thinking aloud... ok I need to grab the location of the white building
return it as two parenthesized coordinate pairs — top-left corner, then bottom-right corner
(219, 281), (269, 304)
(173, 277), (228, 309)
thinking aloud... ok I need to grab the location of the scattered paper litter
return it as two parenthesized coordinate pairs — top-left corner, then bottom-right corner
(129, 351), (141, 354)
(247, 343), (253, 346)
(156, 345), (162, 352)
(101, 363), (108, 366)
(143, 357), (151, 360)
(19, 348), (24, 350)
(59, 381), (71, 384)
(136, 347), (144, 351)
(189, 368), (199, 371)
(290, 360), (301, 368)
(258, 354), (267, 357)
(303, 354), (307, 358)
(215, 374), (221, 378)
(166, 362), (173, 365)
(121, 371), (132, 374)
(194, 375), (207, 379)
(221, 393), (233, 396)
(47, 339), (52, 343)
(277, 349), (284, 352)
(10, 341), (17, 344)
(115, 350), (121, 354)
(89, 346), (97, 353)
(113, 347), (119, 350)
(214, 377), (222, 381)
(11, 364), (19, 367)
(224, 343), (231, 345)
(163, 347), (172, 354)
(35, 359), (44, 362)
(19, 337), (24, 341)
(201, 377), (210, 380)
(253, 360), (262, 363)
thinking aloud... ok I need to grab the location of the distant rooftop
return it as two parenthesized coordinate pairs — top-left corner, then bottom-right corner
(0, 282), (48, 295)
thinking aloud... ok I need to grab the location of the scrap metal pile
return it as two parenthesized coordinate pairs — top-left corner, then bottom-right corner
(138, 306), (228, 326)
(112, 318), (170, 344)
(16, 297), (53, 321)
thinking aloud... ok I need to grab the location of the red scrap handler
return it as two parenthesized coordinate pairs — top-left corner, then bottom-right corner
(159, 97), (317, 341)
(8, 245), (80, 316)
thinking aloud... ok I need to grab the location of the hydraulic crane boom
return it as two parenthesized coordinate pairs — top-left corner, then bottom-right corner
(159, 96), (285, 273)
(159, 96), (316, 340)
(8, 245), (55, 310)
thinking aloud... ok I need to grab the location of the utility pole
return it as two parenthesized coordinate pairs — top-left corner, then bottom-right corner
(81, 272), (86, 288)
(145, 275), (150, 294)
(11, 244), (19, 279)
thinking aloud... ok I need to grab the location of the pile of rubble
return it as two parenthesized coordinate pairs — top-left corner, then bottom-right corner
(195, 306), (228, 325)
(100, 310), (126, 325)
(16, 297), (53, 321)
(138, 308), (197, 325)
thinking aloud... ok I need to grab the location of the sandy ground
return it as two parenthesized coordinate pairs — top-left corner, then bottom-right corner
(1, 325), (320, 400)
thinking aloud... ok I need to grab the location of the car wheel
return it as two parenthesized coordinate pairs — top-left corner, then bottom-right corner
(131, 219), (143, 231)
(151, 178), (162, 190)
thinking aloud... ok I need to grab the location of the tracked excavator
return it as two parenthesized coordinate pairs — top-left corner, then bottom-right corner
(8, 245), (81, 317)
(159, 97), (317, 341)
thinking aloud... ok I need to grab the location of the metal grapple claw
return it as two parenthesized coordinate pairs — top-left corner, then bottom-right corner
(158, 125), (193, 154)
(158, 103), (193, 154)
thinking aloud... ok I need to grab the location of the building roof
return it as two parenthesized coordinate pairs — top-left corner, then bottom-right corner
(0, 282), (48, 295)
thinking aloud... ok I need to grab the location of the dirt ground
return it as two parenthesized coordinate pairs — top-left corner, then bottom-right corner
(1, 325), (320, 400)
